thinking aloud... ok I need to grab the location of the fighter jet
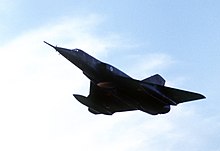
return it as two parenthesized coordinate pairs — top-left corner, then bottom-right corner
(44, 41), (205, 115)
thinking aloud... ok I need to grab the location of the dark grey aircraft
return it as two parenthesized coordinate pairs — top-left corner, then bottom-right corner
(44, 41), (205, 115)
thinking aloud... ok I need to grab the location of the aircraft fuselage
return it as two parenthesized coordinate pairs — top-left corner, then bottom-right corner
(45, 41), (205, 115)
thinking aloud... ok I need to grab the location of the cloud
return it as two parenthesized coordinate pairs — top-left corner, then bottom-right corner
(0, 14), (129, 151)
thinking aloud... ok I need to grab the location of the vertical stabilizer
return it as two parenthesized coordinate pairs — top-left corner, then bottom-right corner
(142, 74), (165, 86)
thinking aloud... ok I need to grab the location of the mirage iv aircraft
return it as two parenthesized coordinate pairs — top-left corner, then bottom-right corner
(45, 41), (205, 115)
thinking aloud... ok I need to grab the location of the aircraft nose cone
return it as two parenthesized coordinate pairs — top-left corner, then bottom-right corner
(44, 41), (79, 70)
(56, 47), (75, 60)
(44, 41), (72, 56)
(56, 47), (69, 54)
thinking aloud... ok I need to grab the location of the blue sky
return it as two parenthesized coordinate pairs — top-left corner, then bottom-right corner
(0, 0), (219, 150)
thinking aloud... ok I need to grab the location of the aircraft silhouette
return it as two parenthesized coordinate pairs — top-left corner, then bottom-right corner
(45, 41), (205, 115)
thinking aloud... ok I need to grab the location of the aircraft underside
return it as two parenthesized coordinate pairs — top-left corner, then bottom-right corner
(74, 81), (171, 115)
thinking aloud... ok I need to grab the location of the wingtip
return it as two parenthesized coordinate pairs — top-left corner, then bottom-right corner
(201, 94), (206, 99)
(194, 93), (206, 101)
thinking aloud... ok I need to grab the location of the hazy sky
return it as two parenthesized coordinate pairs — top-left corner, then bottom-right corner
(0, 0), (219, 150)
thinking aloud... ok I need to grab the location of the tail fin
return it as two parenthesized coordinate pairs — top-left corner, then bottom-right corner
(142, 74), (165, 86)
(155, 85), (206, 104)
